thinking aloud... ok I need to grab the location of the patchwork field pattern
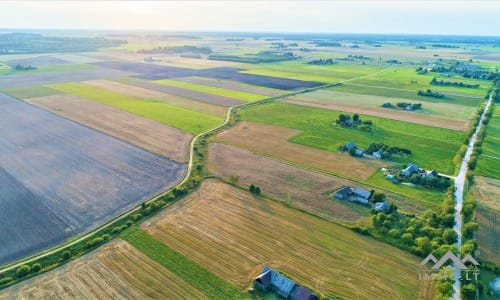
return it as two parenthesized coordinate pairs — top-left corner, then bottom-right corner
(216, 121), (388, 180)
(141, 180), (423, 299)
(48, 82), (224, 134)
(240, 102), (465, 174)
(0, 239), (206, 299)
(208, 143), (431, 220)
(85, 79), (228, 118)
(0, 93), (184, 265)
(27, 94), (192, 162)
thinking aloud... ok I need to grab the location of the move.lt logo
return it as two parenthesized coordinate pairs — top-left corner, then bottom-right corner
(419, 251), (480, 281)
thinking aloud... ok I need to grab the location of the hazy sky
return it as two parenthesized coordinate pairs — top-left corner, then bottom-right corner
(0, 1), (499, 35)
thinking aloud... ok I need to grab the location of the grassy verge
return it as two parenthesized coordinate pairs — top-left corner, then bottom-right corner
(121, 227), (246, 299)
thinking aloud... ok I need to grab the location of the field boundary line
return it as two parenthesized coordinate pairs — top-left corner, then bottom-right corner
(481, 153), (500, 160)
(0, 66), (392, 276)
(342, 83), (484, 99)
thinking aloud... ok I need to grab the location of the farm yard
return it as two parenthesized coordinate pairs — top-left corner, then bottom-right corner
(0, 92), (184, 265)
(0, 240), (207, 299)
(216, 121), (388, 180)
(239, 102), (465, 175)
(140, 180), (425, 300)
(208, 142), (433, 220)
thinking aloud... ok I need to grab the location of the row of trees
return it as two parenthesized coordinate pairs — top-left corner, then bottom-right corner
(430, 77), (480, 88)
(418, 89), (445, 99)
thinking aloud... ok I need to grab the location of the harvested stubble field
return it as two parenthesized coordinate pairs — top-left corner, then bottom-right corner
(471, 176), (500, 211)
(175, 76), (284, 97)
(124, 78), (245, 107)
(141, 180), (424, 299)
(48, 82), (224, 134)
(283, 90), (471, 131)
(0, 68), (134, 88)
(27, 94), (192, 162)
(216, 121), (388, 181)
(240, 102), (465, 175)
(0, 239), (206, 299)
(208, 142), (430, 220)
(475, 206), (500, 265)
(0, 93), (184, 265)
(154, 78), (267, 102)
(86, 79), (228, 118)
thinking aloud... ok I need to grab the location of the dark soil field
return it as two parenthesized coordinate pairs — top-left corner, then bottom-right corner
(0, 93), (184, 265)
(125, 79), (245, 106)
(0, 68), (134, 88)
(175, 76), (284, 97)
(93, 60), (198, 78)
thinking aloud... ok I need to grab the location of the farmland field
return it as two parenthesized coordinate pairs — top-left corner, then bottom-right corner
(0, 239), (206, 299)
(208, 142), (433, 220)
(242, 61), (386, 83)
(84, 79), (228, 118)
(348, 66), (492, 97)
(0, 93), (184, 265)
(1, 85), (61, 99)
(48, 82), (224, 134)
(471, 176), (500, 211)
(476, 105), (500, 179)
(475, 207), (500, 264)
(216, 121), (388, 180)
(155, 78), (268, 102)
(140, 180), (424, 299)
(26, 94), (192, 162)
(239, 102), (465, 174)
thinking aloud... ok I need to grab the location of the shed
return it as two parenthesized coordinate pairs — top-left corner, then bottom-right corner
(374, 201), (389, 212)
(351, 187), (371, 204)
(489, 277), (500, 296)
(402, 163), (419, 177)
(254, 266), (296, 299)
(290, 285), (318, 300)
(253, 270), (272, 291)
(354, 149), (364, 157)
(345, 142), (356, 150)
(334, 186), (352, 200)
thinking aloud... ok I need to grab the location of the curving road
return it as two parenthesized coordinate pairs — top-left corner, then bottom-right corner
(453, 91), (493, 300)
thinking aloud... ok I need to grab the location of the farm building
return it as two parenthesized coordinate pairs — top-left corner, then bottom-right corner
(489, 277), (500, 296)
(425, 170), (438, 179)
(334, 186), (371, 205)
(354, 149), (365, 157)
(374, 201), (389, 212)
(340, 141), (357, 152)
(372, 149), (384, 159)
(401, 163), (419, 177)
(253, 266), (317, 300)
(382, 102), (392, 108)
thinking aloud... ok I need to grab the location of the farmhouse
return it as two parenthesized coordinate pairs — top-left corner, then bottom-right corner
(374, 201), (389, 212)
(334, 186), (371, 205)
(372, 149), (384, 159)
(425, 170), (438, 179)
(401, 163), (419, 176)
(340, 141), (356, 152)
(253, 266), (317, 300)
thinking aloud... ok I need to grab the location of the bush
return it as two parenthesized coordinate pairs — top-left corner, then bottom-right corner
(31, 263), (42, 272)
(15, 265), (31, 278)
(61, 250), (71, 260)
(0, 277), (13, 285)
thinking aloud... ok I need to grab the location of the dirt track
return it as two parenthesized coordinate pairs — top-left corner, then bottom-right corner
(27, 94), (192, 162)
(216, 121), (388, 180)
(283, 98), (468, 131)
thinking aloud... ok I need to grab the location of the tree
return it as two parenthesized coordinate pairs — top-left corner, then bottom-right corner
(348, 147), (356, 156)
(16, 265), (31, 278)
(442, 229), (458, 244)
(249, 184), (256, 193)
(31, 263), (42, 272)
(437, 280), (454, 297)
(462, 222), (479, 239)
(353, 114), (360, 122)
(372, 192), (386, 203)
(229, 174), (239, 184)
(402, 233), (413, 245)
(254, 186), (261, 195)
(415, 236), (432, 256)
(461, 283), (477, 300)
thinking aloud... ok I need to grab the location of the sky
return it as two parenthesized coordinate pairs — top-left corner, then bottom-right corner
(0, 1), (499, 36)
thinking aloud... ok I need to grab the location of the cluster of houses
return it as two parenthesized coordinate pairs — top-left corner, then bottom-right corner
(383, 164), (439, 183)
(253, 266), (317, 300)
(333, 186), (389, 212)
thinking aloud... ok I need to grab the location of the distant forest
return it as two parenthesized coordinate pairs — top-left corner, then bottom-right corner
(0, 33), (126, 54)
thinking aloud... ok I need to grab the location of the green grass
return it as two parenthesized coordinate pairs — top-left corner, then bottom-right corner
(242, 61), (386, 83)
(48, 82), (224, 134)
(1, 85), (62, 99)
(0, 64), (95, 76)
(333, 83), (483, 107)
(121, 227), (245, 300)
(476, 105), (500, 179)
(155, 79), (267, 102)
(365, 170), (443, 206)
(240, 102), (465, 174)
(294, 88), (477, 121)
(349, 66), (491, 97)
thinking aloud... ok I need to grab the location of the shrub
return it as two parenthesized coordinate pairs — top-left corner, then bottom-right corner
(31, 263), (42, 272)
(15, 265), (31, 278)
(0, 277), (13, 285)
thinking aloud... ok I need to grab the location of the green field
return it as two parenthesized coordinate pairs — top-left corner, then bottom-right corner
(48, 82), (224, 134)
(121, 227), (245, 299)
(0, 63), (95, 76)
(332, 83), (483, 107)
(155, 78), (267, 102)
(240, 102), (465, 174)
(349, 66), (491, 97)
(292, 88), (477, 121)
(476, 105), (500, 179)
(242, 61), (386, 83)
(1, 85), (62, 99)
